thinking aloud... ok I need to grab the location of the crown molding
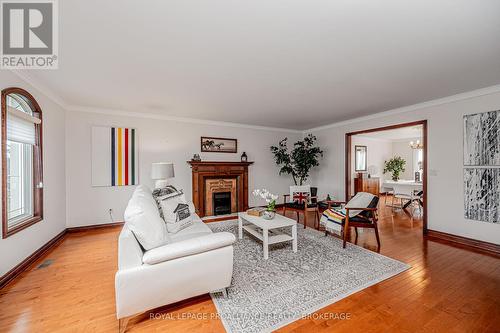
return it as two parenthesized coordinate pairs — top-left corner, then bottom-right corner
(9, 70), (300, 133)
(66, 105), (302, 133)
(9, 70), (69, 110)
(391, 136), (423, 143)
(305, 84), (500, 132)
(10, 69), (500, 135)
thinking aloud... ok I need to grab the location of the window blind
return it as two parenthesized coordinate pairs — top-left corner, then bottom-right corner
(7, 106), (41, 145)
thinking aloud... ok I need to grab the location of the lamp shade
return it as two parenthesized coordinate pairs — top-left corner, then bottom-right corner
(151, 162), (175, 180)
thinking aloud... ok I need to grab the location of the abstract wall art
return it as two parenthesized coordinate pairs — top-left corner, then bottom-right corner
(91, 126), (138, 187)
(463, 110), (500, 166)
(464, 168), (500, 224)
(463, 110), (499, 224)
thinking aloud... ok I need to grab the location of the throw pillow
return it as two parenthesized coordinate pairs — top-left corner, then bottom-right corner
(289, 185), (311, 203)
(152, 186), (182, 218)
(292, 191), (309, 204)
(152, 185), (179, 198)
(159, 194), (196, 233)
(124, 193), (170, 250)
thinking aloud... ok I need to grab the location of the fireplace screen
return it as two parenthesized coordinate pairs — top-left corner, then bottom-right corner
(213, 192), (232, 216)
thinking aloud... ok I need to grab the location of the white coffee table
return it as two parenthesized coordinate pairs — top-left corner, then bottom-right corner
(238, 212), (297, 260)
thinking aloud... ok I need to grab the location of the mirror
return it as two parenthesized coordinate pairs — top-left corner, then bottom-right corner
(355, 145), (367, 171)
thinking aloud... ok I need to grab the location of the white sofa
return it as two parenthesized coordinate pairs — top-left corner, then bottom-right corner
(115, 186), (235, 332)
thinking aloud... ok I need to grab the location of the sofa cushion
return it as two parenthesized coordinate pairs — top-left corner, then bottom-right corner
(124, 189), (170, 251)
(159, 193), (196, 233)
(170, 217), (212, 242)
(143, 232), (236, 265)
(118, 224), (144, 270)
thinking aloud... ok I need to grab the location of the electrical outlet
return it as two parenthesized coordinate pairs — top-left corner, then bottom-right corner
(108, 208), (115, 223)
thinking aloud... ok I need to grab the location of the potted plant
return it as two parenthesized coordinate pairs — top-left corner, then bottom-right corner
(252, 189), (278, 219)
(383, 156), (406, 181)
(270, 134), (323, 185)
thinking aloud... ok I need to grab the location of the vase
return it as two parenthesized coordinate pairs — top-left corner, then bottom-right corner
(262, 210), (276, 220)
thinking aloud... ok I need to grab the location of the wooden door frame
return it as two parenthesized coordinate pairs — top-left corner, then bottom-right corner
(345, 120), (428, 234)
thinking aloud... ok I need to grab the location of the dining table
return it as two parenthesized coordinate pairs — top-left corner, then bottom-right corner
(382, 180), (423, 208)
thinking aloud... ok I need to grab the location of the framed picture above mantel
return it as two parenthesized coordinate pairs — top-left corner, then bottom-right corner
(201, 136), (237, 153)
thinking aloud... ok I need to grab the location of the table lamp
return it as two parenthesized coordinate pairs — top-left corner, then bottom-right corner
(151, 162), (174, 188)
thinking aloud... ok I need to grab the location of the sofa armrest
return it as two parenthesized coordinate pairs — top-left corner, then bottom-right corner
(143, 232), (236, 265)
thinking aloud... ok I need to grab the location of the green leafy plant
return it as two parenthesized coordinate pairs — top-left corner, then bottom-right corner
(383, 156), (406, 181)
(270, 134), (323, 185)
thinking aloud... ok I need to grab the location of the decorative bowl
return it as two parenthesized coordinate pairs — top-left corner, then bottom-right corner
(262, 210), (276, 220)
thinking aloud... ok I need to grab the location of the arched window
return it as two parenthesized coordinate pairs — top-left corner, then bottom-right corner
(1, 88), (43, 238)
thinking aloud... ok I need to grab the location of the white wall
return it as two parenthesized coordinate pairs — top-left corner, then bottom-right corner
(65, 111), (301, 227)
(351, 136), (393, 193)
(310, 91), (500, 245)
(0, 72), (67, 276)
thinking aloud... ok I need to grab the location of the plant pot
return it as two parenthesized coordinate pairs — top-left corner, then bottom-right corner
(262, 210), (276, 220)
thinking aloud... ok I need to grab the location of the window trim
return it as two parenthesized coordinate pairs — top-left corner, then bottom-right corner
(1, 87), (43, 238)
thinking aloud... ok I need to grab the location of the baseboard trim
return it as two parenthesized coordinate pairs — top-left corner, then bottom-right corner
(0, 229), (67, 289)
(427, 229), (500, 256)
(66, 222), (124, 233)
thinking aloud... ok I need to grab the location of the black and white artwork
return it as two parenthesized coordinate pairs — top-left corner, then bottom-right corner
(201, 137), (237, 153)
(464, 168), (500, 224)
(463, 110), (500, 166)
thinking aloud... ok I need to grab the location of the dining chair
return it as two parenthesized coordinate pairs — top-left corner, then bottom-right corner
(382, 186), (394, 205)
(392, 183), (417, 216)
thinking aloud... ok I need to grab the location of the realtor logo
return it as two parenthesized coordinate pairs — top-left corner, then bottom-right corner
(1, 0), (58, 69)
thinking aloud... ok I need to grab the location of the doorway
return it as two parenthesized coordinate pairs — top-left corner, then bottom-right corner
(345, 120), (428, 234)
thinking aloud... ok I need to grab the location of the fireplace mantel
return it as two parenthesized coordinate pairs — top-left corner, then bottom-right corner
(187, 161), (254, 217)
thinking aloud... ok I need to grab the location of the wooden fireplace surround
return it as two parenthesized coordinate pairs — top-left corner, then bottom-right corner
(187, 161), (254, 217)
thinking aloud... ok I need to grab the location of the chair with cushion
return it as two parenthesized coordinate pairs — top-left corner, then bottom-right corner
(320, 192), (380, 250)
(282, 185), (320, 229)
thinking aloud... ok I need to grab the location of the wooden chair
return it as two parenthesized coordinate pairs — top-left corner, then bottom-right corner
(282, 186), (320, 229)
(324, 196), (380, 250)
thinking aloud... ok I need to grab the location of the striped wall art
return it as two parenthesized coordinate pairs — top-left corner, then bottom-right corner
(91, 126), (138, 187)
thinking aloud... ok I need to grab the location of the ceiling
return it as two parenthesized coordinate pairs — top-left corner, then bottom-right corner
(357, 125), (423, 141)
(23, 0), (500, 130)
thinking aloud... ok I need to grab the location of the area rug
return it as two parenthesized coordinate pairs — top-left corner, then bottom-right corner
(208, 219), (409, 333)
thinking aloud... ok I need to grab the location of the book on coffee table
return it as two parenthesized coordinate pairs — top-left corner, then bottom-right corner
(246, 207), (265, 216)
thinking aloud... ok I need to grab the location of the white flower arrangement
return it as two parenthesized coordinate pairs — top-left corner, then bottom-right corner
(252, 189), (278, 211)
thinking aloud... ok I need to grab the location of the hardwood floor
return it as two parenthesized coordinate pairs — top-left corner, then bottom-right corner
(1, 196), (499, 332)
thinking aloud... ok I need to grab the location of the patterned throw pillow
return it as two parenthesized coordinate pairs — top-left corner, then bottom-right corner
(293, 191), (309, 204)
(152, 186), (182, 218)
(159, 193), (196, 233)
(152, 185), (178, 198)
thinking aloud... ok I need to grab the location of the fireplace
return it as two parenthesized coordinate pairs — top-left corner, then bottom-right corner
(213, 192), (231, 215)
(204, 178), (237, 216)
(187, 161), (253, 217)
